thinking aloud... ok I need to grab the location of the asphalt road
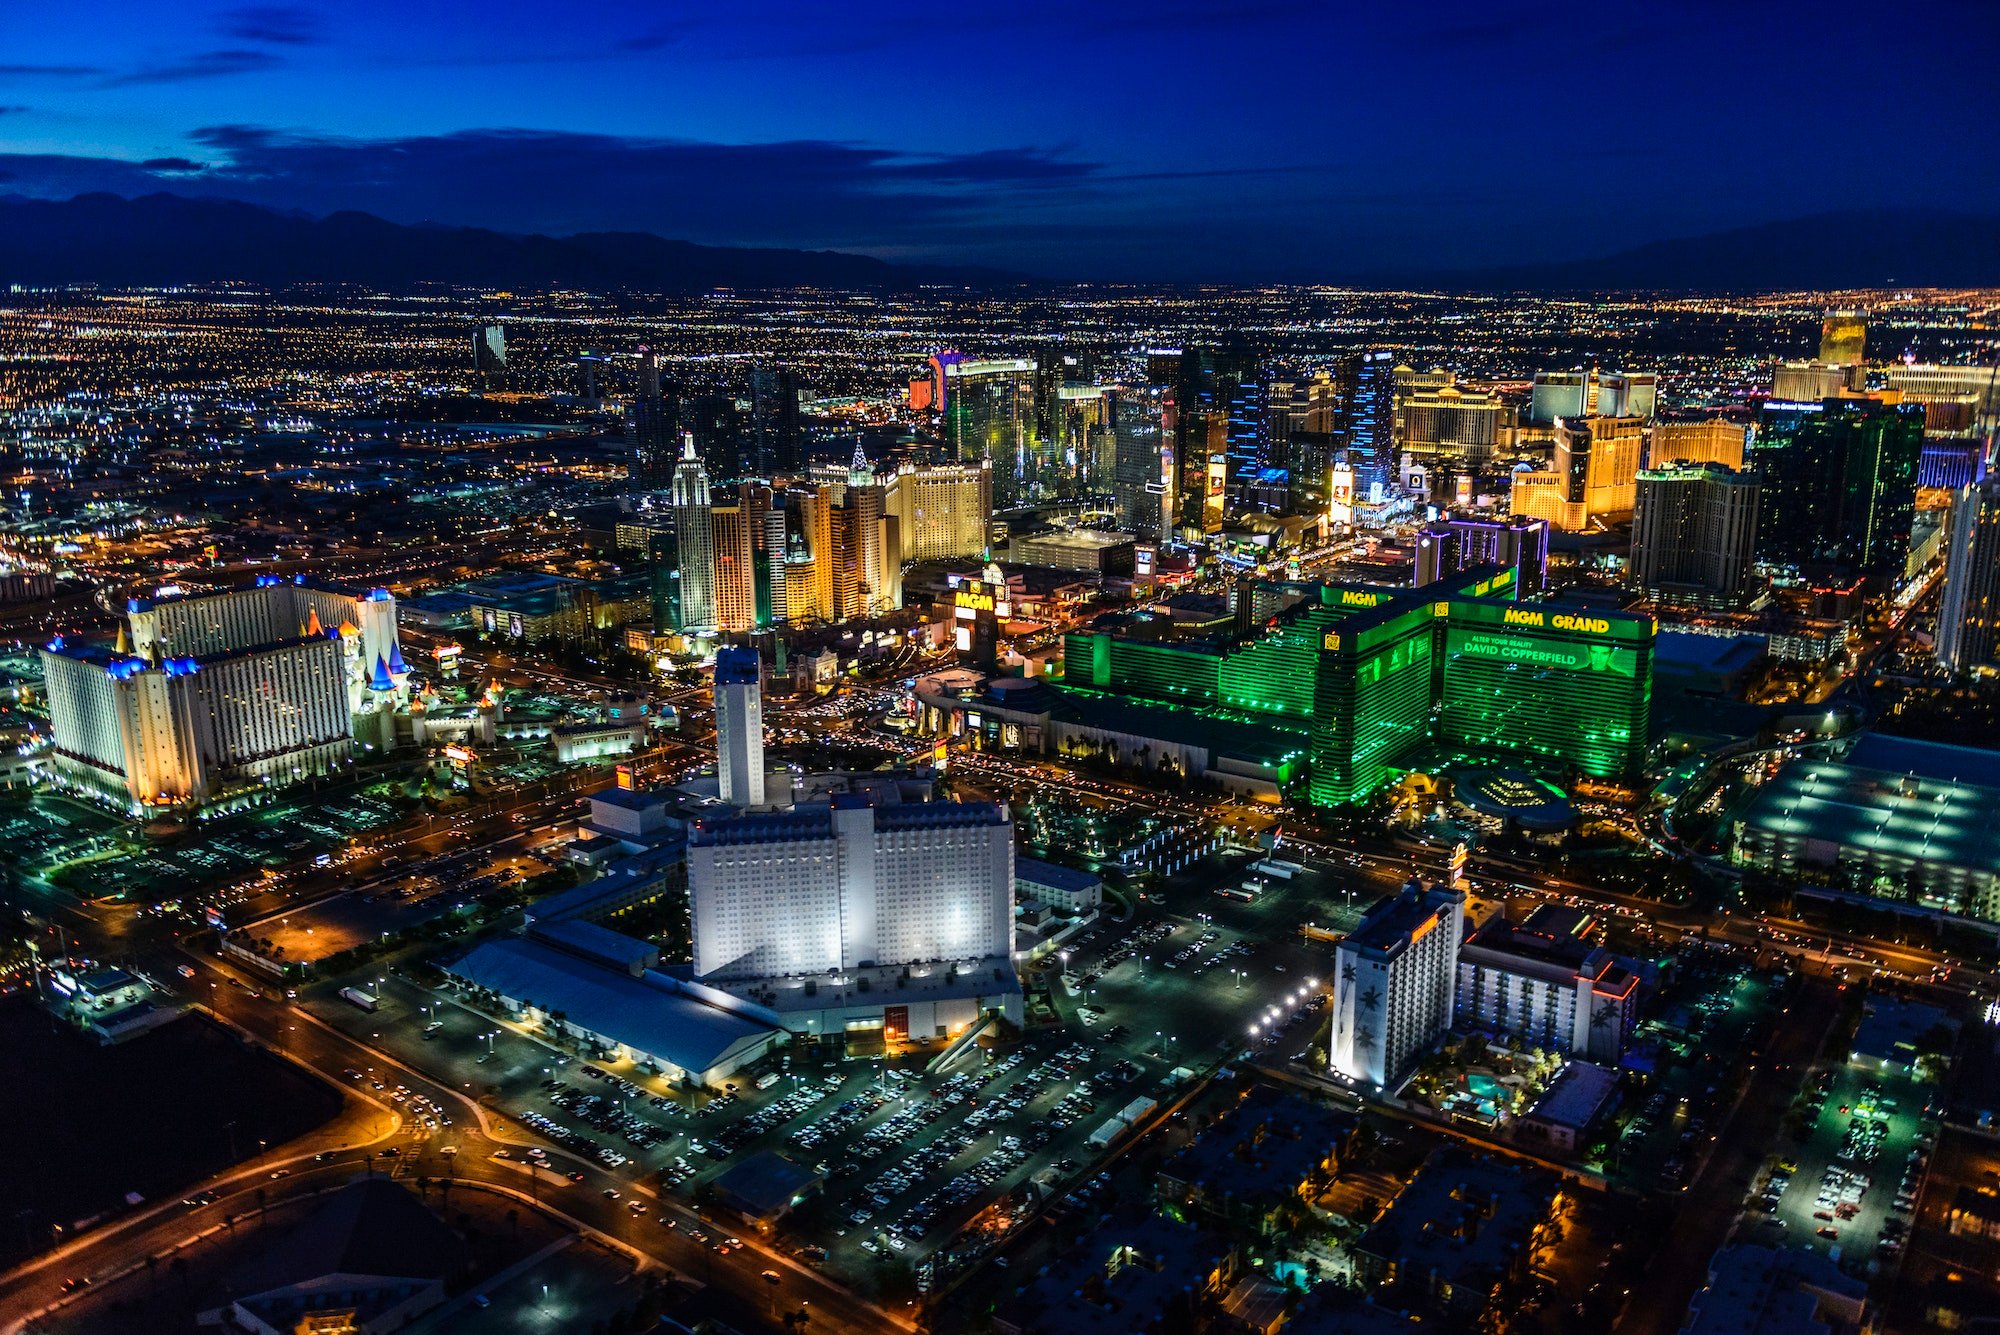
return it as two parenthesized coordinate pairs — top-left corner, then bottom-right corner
(0, 948), (912, 1335)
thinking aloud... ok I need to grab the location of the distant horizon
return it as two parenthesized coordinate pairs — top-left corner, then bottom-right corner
(6, 190), (1998, 293)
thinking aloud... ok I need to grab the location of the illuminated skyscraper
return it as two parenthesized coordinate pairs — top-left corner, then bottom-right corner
(1528, 370), (1590, 424)
(1595, 372), (1658, 421)
(1820, 313), (1867, 366)
(785, 487), (835, 624)
(1649, 419), (1747, 470)
(749, 367), (805, 476)
(710, 499), (756, 634)
(1414, 515), (1549, 591)
(1335, 350), (1396, 499)
(1111, 384), (1174, 539)
(669, 436), (717, 631)
(628, 350), (681, 488)
(943, 359), (1037, 505)
(1753, 399), (1923, 574)
(1398, 385), (1506, 466)
(41, 581), (401, 812)
(1630, 463), (1761, 606)
(1330, 884), (1464, 1089)
(1510, 416), (1643, 531)
(472, 324), (507, 390)
(1772, 361), (1861, 401)
(884, 459), (992, 562)
(1936, 478), (2000, 675)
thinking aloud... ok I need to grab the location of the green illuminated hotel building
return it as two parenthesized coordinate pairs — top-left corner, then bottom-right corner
(1060, 567), (1654, 805)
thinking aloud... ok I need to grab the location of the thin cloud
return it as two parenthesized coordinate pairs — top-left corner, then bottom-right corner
(221, 6), (324, 46)
(0, 126), (1110, 250)
(0, 64), (102, 77)
(100, 49), (283, 87)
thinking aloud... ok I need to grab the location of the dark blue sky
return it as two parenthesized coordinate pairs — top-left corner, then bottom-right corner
(1, 1), (1995, 280)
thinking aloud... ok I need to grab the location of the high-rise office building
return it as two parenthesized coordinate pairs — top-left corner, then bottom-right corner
(1528, 370), (1591, 424)
(628, 351), (681, 489)
(1820, 313), (1867, 366)
(884, 459), (992, 562)
(1936, 478), (2000, 675)
(1595, 372), (1658, 422)
(1630, 463), (1762, 606)
(42, 580), (403, 812)
(756, 494), (789, 626)
(943, 359), (1037, 505)
(1650, 419), (1748, 470)
(713, 646), (766, 808)
(820, 446), (901, 619)
(689, 794), (1014, 983)
(1753, 399), (1924, 574)
(784, 487), (836, 624)
(1110, 384), (1174, 540)
(1329, 883), (1464, 1089)
(709, 499), (757, 633)
(669, 436), (717, 631)
(1527, 368), (1656, 424)
(1335, 350), (1396, 500)
(472, 324), (507, 390)
(1510, 415), (1643, 531)
(749, 367), (805, 476)
(1413, 515), (1549, 591)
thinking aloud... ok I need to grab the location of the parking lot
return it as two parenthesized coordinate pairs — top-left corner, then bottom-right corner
(1754, 1059), (1937, 1277)
(299, 841), (1365, 1295)
(1612, 948), (1786, 1192)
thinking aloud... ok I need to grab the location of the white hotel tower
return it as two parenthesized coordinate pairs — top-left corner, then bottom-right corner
(1329, 883), (1465, 1090)
(686, 649), (1021, 1039)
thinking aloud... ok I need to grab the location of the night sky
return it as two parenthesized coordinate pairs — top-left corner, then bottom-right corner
(2, 1), (1996, 280)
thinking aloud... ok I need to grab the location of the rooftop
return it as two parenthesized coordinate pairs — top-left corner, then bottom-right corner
(689, 796), (1006, 846)
(443, 938), (776, 1077)
(1049, 685), (1309, 769)
(1015, 857), (1103, 894)
(1160, 1085), (1358, 1207)
(1354, 1147), (1561, 1304)
(218, 1178), (462, 1323)
(527, 918), (660, 974)
(1345, 887), (1458, 960)
(1849, 997), (1957, 1065)
(722, 956), (1020, 1011)
(1684, 1244), (1868, 1335)
(710, 1151), (821, 1220)
(994, 1213), (1232, 1335)
(1524, 1060), (1620, 1132)
(1738, 746), (2000, 876)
